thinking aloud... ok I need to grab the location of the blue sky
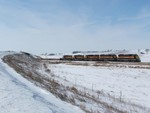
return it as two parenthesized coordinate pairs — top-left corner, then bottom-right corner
(0, 0), (150, 54)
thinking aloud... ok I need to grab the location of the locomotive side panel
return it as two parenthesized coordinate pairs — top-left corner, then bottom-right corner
(63, 55), (73, 60)
(100, 54), (117, 61)
(85, 55), (100, 61)
(74, 55), (85, 61)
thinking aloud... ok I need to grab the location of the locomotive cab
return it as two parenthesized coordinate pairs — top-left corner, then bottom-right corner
(118, 54), (141, 62)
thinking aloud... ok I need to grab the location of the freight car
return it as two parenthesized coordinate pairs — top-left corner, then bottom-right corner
(117, 54), (141, 62)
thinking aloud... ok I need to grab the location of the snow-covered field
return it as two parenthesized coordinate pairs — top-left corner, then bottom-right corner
(50, 64), (150, 109)
(41, 49), (150, 110)
(1, 50), (150, 113)
(0, 52), (83, 113)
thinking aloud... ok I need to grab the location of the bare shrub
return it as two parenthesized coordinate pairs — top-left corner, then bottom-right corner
(45, 69), (51, 73)
(70, 86), (78, 93)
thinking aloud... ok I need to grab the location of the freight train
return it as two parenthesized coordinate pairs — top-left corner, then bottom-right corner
(61, 54), (141, 62)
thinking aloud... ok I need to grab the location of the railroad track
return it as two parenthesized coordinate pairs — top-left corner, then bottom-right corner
(41, 59), (150, 69)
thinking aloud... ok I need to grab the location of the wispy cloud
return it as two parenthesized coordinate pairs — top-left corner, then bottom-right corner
(0, 0), (150, 54)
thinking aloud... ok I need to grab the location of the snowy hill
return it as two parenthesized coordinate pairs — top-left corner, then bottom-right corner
(0, 52), (83, 113)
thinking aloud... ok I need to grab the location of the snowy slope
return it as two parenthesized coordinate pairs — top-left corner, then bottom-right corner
(0, 52), (83, 113)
